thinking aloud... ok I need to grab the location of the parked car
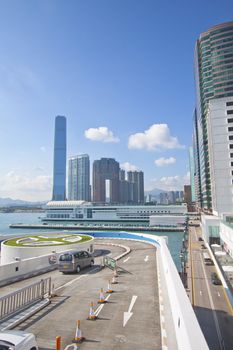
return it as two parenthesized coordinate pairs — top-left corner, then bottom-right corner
(58, 250), (94, 273)
(0, 330), (38, 350)
(211, 272), (222, 285)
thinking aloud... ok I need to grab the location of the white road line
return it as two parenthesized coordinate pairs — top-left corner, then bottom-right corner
(123, 257), (130, 263)
(218, 292), (221, 297)
(123, 295), (138, 327)
(199, 253), (224, 349)
(200, 290), (202, 296)
(55, 267), (100, 291)
(95, 294), (111, 317)
(64, 345), (78, 350)
(144, 255), (149, 262)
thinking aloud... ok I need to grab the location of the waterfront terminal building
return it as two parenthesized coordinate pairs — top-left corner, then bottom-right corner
(43, 201), (187, 227)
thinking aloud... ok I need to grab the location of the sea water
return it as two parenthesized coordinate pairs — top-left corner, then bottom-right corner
(0, 212), (183, 270)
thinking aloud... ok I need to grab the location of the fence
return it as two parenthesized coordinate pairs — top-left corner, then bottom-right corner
(0, 277), (51, 321)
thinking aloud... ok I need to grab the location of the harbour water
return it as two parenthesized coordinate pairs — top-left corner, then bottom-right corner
(0, 212), (183, 270)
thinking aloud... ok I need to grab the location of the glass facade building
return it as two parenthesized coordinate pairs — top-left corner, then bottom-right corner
(188, 146), (196, 202)
(68, 154), (90, 201)
(194, 21), (233, 211)
(52, 116), (67, 201)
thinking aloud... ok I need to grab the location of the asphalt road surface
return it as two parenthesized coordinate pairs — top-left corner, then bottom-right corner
(9, 239), (161, 350)
(190, 227), (233, 350)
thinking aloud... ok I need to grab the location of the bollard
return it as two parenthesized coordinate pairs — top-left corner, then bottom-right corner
(56, 335), (61, 350)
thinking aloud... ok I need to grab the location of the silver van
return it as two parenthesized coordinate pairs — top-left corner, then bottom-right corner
(58, 250), (94, 273)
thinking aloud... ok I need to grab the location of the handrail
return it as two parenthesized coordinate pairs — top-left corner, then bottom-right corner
(0, 277), (51, 321)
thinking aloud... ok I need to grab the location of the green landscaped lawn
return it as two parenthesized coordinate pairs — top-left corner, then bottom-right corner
(4, 234), (93, 247)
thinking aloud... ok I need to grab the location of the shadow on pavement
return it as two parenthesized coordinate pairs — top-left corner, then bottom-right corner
(194, 305), (233, 350)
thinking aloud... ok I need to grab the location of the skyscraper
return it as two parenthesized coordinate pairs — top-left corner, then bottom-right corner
(68, 154), (90, 201)
(194, 21), (233, 212)
(188, 146), (196, 203)
(93, 158), (120, 203)
(52, 116), (67, 201)
(127, 171), (144, 204)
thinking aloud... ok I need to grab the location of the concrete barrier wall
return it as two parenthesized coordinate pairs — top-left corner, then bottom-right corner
(0, 243), (93, 286)
(157, 237), (208, 350)
(1, 240), (93, 264)
(0, 253), (58, 286)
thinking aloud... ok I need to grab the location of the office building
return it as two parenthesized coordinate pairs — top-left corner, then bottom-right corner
(68, 154), (90, 201)
(52, 116), (67, 201)
(93, 158), (120, 203)
(189, 146), (196, 202)
(207, 97), (233, 215)
(194, 21), (233, 212)
(193, 21), (233, 256)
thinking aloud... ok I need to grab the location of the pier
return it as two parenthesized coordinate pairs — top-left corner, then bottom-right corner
(9, 223), (184, 232)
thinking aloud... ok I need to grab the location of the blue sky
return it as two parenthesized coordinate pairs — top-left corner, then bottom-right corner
(0, 0), (233, 201)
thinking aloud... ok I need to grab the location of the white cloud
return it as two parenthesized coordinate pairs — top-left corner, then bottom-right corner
(154, 157), (176, 167)
(128, 124), (184, 151)
(120, 162), (138, 172)
(146, 172), (190, 191)
(0, 171), (52, 201)
(84, 126), (119, 143)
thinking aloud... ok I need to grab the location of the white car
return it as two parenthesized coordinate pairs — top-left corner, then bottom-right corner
(0, 331), (38, 350)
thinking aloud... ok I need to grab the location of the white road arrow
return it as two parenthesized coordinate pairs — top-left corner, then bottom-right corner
(123, 295), (137, 327)
(123, 257), (130, 263)
(144, 255), (149, 262)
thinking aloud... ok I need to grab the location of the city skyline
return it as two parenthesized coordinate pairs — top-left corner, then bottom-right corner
(0, 1), (233, 201)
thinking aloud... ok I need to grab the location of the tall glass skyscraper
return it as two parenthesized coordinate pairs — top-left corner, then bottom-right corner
(194, 21), (233, 211)
(52, 116), (67, 201)
(68, 154), (90, 201)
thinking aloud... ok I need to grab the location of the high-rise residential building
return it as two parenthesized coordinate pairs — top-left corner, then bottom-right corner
(184, 185), (192, 204)
(68, 154), (90, 201)
(194, 21), (233, 212)
(127, 171), (144, 204)
(93, 158), (120, 203)
(52, 116), (67, 201)
(119, 169), (125, 181)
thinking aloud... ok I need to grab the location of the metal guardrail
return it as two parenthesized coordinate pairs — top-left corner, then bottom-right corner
(0, 277), (51, 321)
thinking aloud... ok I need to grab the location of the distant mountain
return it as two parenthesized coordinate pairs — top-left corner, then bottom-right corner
(144, 188), (166, 196)
(0, 197), (47, 207)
